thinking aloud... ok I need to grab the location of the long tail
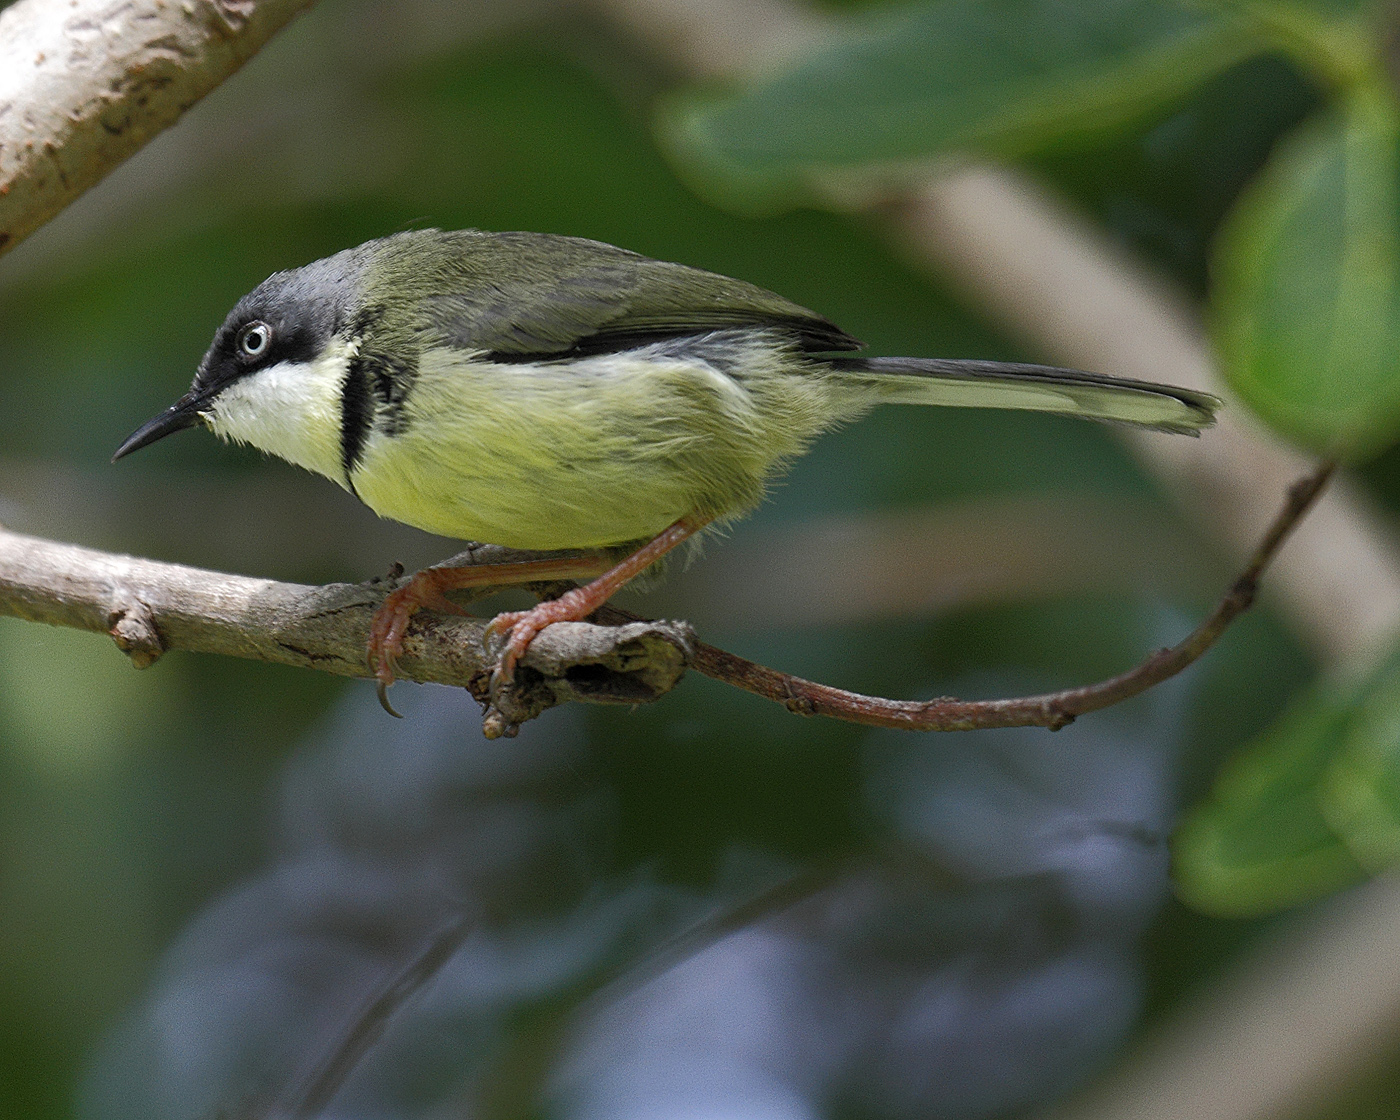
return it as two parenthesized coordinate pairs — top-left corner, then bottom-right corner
(828, 357), (1218, 435)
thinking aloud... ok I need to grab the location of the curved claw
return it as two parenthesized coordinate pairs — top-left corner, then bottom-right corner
(485, 592), (589, 686)
(366, 579), (446, 716)
(483, 609), (529, 686)
(497, 629), (530, 683)
(367, 613), (406, 712)
(377, 678), (404, 718)
(484, 609), (525, 641)
(369, 640), (404, 716)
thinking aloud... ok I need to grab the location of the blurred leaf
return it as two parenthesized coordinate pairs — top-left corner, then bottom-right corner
(1029, 52), (1320, 297)
(1173, 685), (1364, 916)
(1201, 0), (1378, 90)
(1212, 86), (1400, 459)
(1323, 653), (1400, 868)
(1174, 637), (1400, 915)
(660, 0), (1257, 211)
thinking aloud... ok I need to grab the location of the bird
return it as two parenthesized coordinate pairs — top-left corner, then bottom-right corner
(113, 228), (1218, 712)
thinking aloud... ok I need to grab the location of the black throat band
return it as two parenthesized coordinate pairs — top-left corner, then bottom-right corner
(339, 354), (373, 485)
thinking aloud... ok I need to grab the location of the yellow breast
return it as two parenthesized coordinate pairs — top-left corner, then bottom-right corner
(349, 344), (847, 549)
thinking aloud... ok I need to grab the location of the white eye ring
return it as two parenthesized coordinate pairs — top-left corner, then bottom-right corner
(238, 321), (272, 359)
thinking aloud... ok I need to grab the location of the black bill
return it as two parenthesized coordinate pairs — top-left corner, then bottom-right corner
(111, 387), (212, 461)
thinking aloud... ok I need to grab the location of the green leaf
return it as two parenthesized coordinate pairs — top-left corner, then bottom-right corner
(660, 0), (1256, 210)
(1212, 86), (1400, 459)
(1173, 690), (1366, 917)
(1175, 638), (1400, 916)
(1201, 1), (1379, 90)
(1323, 654), (1400, 867)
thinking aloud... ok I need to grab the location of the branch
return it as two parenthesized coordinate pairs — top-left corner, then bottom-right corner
(0, 525), (694, 730)
(0, 0), (317, 257)
(274, 910), (480, 1120)
(601, 462), (1335, 732)
(0, 462), (1328, 737)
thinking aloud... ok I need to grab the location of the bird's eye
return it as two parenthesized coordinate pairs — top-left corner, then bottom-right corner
(238, 321), (272, 360)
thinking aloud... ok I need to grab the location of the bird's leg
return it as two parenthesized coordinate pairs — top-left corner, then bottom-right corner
(487, 514), (710, 689)
(368, 554), (616, 709)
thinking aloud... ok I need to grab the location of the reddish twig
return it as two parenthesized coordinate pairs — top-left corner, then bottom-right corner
(601, 461), (1336, 731)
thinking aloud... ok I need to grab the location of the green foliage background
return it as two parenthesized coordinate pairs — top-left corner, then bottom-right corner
(5, 0), (1400, 1115)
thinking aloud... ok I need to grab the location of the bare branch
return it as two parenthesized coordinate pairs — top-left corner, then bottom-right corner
(0, 525), (694, 727)
(602, 462), (1335, 732)
(0, 0), (317, 257)
(0, 461), (1329, 735)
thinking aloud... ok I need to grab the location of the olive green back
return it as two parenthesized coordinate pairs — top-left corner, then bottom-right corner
(362, 229), (861, 357)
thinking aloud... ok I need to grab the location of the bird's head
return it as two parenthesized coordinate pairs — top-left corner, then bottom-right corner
(113, 246), (373, 480)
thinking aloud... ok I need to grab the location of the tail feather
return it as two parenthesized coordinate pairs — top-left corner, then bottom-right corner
(828, 356), (1219, 435)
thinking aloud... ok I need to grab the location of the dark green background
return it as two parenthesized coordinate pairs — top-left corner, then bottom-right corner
(5, 3), (1393, 1116)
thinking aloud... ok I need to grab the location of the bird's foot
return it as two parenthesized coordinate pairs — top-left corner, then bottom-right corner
(484, 516), (710, 707)
(367, 571), (469, 715)
(484, 587), (593, 691)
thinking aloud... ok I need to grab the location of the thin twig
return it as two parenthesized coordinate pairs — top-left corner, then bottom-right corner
(601, 461), (1336, 732)
(260, 861), (875, 1120)
(274, 911), (477, 1120)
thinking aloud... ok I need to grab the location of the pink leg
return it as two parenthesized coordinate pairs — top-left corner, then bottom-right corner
(368, 554), (616, 709)
(487, 515), (710, 687)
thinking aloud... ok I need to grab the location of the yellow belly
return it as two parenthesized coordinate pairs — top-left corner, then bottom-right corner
(349, 346), (848, 550)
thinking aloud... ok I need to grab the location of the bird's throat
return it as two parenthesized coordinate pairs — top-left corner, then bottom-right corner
(205, 343), (354, 486)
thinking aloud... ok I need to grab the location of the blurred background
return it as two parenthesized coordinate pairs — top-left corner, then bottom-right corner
(3, 0), (1400, 1117)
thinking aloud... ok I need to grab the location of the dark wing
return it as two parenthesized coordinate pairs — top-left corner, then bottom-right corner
(377, 230), (861, 357)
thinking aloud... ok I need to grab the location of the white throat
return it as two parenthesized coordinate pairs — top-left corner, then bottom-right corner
(204, 339), (353, 484)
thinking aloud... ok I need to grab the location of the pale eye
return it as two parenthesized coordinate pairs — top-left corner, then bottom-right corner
(238, 321), (272, 360)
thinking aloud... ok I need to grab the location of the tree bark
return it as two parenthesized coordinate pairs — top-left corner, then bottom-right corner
(0, 524), (695, 728)
(0, 0), (317, 256)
